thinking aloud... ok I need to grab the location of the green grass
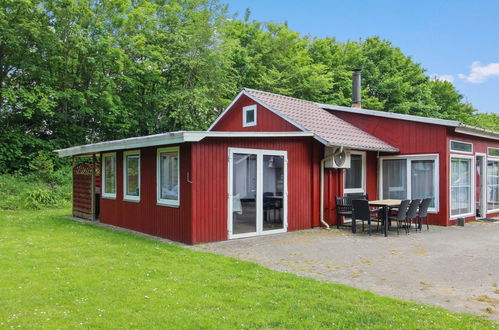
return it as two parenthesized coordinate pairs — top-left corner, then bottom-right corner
(0, 209), (496, 329)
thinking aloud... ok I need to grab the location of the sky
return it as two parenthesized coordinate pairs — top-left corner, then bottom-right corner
(223, 0), (499, 114)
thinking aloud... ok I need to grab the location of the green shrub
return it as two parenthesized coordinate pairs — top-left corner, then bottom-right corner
(23, 188), (57, 210)
(0, 171), (72, 210)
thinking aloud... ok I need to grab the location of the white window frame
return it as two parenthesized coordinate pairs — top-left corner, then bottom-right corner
(123, 150), (140, 202)
(450, 139), (473, 154)
(378, 154), (440, 213)
(157, 146), (180, 207)
(487, 147), (499, 157)
(486, 155), (499, 214)
(449, 154), (474, 219)
(242, 105), (257, 127)
(102, 152), (117, 199)
(343, 151), (366, 194)
(227, 147), (288, 239)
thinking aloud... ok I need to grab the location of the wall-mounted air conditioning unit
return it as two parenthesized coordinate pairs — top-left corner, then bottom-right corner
(324, 147), (351, 169)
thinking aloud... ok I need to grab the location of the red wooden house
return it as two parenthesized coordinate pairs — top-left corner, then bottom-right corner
(56, 86), (499, 244)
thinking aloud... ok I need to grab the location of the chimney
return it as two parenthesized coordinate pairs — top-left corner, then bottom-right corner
(352, 69), (362, 108)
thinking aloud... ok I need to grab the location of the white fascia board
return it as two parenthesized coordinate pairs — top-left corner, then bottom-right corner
(242, 90), (309, 133)
(207, 90), (245, 131)
(208, 89), (309, 134)
(54, 131), (189, 157)
(54, 131), (317, 157)
(317, 103), (461, 127)
(454, 124), (499, 141)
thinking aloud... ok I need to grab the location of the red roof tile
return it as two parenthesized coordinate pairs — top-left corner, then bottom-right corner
(244, 88), (398, 152)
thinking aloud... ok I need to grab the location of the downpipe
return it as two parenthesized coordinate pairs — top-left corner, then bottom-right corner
(320, 147), (343, 229)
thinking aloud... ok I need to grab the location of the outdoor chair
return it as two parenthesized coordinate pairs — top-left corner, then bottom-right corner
(352, 199), (382, 236)
(406, 199), (422, 232)
(418, 198), (432, 231)
(388, 200), (411, 235)
(335, 196), (353, 229)
(346, 193), (369, 200)
(263, 192), (276, 223)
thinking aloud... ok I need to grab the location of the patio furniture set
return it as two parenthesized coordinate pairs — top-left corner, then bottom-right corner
(336, 195), (432, 237)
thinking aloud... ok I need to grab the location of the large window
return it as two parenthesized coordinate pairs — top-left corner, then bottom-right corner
(487, 159), (499, 212)
(123, 150), (140, 201)
(102, 153), (116, 199)
(380, 155), (438, 211)
(450, 156), (473, 217)
(157, 147), (180, 206)
(344, 152), (365, 194)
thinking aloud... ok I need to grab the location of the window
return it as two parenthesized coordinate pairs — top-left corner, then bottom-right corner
(488, 147), (499, 157)
(487, 159), (499, 211)
(243, 105), (257, 127)
(380, 155), (438, 211)
(102, 153), (116, 199)
(450, 140), (473, 154)
(344, 152), (365, 193)
(157, 147), (180, 206)
(123, 150), (140, 201)
(450, 156), (473, 217)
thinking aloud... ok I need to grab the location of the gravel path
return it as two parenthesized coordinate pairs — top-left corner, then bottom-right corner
(194, 222), (499, 320)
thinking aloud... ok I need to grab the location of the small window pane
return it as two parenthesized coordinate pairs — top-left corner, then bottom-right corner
(411, 160), (435, 208)
(344, 154), (362, 190)
(246, 110), (255, 124)
(104, 155), (116, 194)
(450, 141), (472, 153)
(488, 148), (499, 157)
(126, 155), (139, 197)
(487, 160), (499, 211)
(382, 159), (407, 199)
(160, 151), (179, 201)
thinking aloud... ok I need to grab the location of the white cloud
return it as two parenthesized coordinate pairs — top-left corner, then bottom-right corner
(458, 61), (499, 83)
(431, 74), (454, 83)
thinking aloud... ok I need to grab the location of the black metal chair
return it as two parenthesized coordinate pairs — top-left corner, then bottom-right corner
(388, 200), (411, 235)
(352, 199), (382, 236)
(336, 196), (353, 229)
(406, 199), (422, 232)
(263, 192), (275, 223)
(346, 193), (369, 200)
(418, 198), (432, 231)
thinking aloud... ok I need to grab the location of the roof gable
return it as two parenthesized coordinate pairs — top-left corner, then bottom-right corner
(238, 88), (398, 152)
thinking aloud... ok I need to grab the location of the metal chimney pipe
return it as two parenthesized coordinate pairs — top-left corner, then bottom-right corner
(352, 69), (362, 108)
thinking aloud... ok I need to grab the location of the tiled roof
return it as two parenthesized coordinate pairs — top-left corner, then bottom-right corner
(244, 88), (398, 152)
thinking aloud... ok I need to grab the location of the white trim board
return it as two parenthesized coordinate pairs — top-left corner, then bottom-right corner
(54, 131), (314, 157)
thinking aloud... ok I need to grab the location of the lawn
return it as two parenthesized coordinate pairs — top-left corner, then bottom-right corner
(0, 209), (496, 329)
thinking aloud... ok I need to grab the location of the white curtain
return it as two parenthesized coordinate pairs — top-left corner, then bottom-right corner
(382, 159), (407, 199)
(487, 160), (499, 211)
(411, 160), (435, 207)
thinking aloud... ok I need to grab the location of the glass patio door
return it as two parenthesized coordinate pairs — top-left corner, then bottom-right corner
(229, 148), (287, 239)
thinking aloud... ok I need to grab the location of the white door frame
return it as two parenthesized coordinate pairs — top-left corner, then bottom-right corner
(228, 147), (288, 239)
(476, 153), (487, 219)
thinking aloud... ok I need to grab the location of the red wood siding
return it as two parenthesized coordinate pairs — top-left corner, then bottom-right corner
(333, 112), (450, 225)
(211, 94), (300, 132)
(190, 137), (319, 243)
(99, 144), (193, 243)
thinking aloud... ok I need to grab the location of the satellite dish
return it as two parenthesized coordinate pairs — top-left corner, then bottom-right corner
(334, 149), (346, 166)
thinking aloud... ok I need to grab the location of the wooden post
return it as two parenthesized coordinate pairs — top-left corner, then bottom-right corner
(72, 156), (75, 218)
(91, 154), (96, 221)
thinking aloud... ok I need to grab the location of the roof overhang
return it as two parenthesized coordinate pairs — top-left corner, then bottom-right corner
(454, 124), (499, 140)
(317, 103), (461, 127)
(54, 131), (315, 157)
